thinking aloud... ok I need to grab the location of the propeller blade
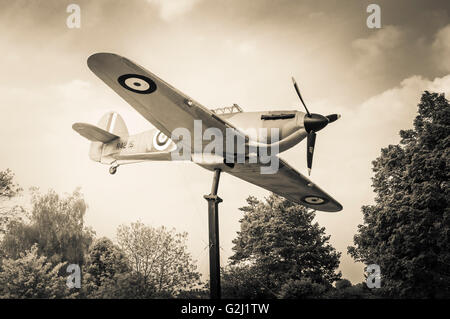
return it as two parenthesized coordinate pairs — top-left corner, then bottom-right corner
(292, 77), (311, 117)
(307, 131), (316, 175)
(326, 114), (341, 123)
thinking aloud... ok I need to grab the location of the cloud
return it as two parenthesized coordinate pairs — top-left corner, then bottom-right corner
(146, 0), (202, 21)
(351, 25), (405, 75)
(349, 74), (450, 154)
(313, 73), (450, 205)
(432, 24), (450, 72)
(223, 39), (257, 56)
(310, 72), (450, 281)
(311, 73), (450, 206)
(353, 25), (402, 54)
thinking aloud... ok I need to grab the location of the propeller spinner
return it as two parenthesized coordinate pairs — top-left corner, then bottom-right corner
(291, 77), (340, 175)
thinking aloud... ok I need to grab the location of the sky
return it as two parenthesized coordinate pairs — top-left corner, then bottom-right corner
(0, 0), (449, 284)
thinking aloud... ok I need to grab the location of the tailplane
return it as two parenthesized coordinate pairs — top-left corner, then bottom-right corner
(72, 123), (119, 143)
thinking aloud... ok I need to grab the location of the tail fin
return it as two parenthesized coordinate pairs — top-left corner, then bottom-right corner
(90, 112), (128, 162)
(97, 111), (128, 137)
(73, 112), (128, 162)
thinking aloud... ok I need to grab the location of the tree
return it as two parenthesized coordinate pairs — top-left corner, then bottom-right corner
(228, 194), (341, 298)
(348, 91), (450, 298)
(176, 288), (209, 299)
(0, 169), (24, 237)
(335, 278), (352, 290)
(116, 221), (201, 297)
(88, 271), (159, 299)
(82, 237), (166, 299)
(1, 188), (95, 265)
(324, 279), (377, 299)
(0, 169), (22, 201)
(221, 265), (275, 298)
(279, 278), (327, 299)
(0, 244), (74, 299)
(82, 237), (131, 298)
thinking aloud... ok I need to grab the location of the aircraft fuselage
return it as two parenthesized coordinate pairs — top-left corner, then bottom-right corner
(100, 110), (308, 165)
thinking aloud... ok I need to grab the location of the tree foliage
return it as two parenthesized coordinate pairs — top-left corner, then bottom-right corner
(1, 188), (94, 265)
(117, 221), (201, 297)
(0, 169), (24, 237)
(0, 245), (74, 299)
(0, 169), (22, 201)
(82, 237), (131, 298)
(86, 271), (159, 299)
(0, 181), (204, 299)
(325, 279), (377, 299)
(82, 237), (166, 299)
(222, 265), (276, 298)
(226, 194), (341, 298)
(278, 278), (327, 299)
(348, 91), (450, 298)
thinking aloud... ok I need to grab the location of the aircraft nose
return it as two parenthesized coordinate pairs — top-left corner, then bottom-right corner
(304, 113), (329, 133)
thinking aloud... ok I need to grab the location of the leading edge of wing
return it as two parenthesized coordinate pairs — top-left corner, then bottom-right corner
(226, 157), (343, 212)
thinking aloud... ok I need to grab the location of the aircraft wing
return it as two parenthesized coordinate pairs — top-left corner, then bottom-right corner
(87, 53), (247, 151)
(226, 157), (342, 212)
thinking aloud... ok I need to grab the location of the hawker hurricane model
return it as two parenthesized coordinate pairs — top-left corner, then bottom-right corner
(73, 53), (342, 212)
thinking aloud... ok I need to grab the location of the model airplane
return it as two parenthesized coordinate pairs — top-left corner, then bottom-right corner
(73, 53), (342, 212)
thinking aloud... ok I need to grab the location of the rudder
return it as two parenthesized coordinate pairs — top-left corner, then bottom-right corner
(97, 112), (128, 137)
(89, 112), (128, 162)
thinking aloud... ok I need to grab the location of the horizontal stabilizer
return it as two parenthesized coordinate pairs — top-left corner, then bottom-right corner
(72, 123), (119, 143)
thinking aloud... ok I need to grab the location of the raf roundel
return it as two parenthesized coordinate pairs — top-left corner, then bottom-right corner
(153, 131), (172, 151)
(301, 196), (328, 205)
(117, 74), (157, 94)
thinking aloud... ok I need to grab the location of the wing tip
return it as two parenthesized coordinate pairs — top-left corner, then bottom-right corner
(87, 52), (123, 71)
(312, 204), (342, 213)
(330, 203), (343, 212)
(72, 122), (84, 131)
(321, 200), (343, 213)
(300, 197), (343, 213)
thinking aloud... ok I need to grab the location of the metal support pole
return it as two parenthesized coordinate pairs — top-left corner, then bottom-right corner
(204, 168), (222, 299)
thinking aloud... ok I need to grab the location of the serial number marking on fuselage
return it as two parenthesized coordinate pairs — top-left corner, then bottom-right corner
(116, 141), (135, 149)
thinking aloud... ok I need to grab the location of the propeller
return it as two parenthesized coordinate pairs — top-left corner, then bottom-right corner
(291, 77), (341, 175)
